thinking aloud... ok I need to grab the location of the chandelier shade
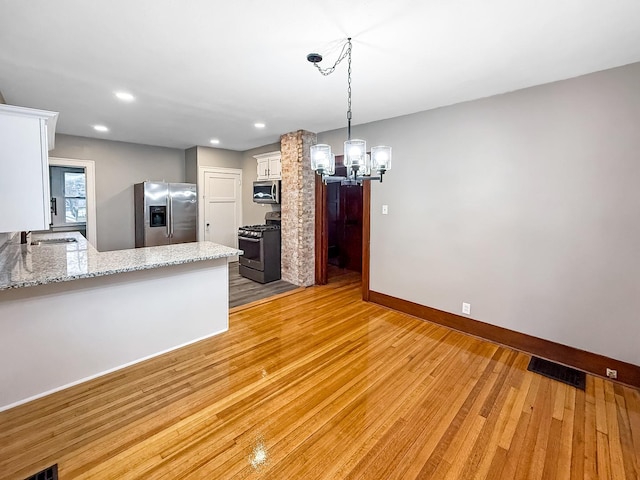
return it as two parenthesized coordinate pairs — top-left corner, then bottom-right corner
(371, 145), (392, 172)
(344, 139), (367, 170)
(310, 144), (335, 174)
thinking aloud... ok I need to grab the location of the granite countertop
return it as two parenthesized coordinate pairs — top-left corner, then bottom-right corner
(0, 232), (242, 290)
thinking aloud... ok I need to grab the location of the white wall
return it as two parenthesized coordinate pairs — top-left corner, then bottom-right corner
(51, 135), (185, 251)
(318, 62), (640, 366)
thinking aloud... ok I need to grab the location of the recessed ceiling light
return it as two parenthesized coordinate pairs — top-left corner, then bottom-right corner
(254, 122), (266, 129)
(115, 91), (135, 102)
(210, 139), (220, 145)
(93, 125), (109, 132)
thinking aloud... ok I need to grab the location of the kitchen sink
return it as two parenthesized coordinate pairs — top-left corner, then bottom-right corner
(31, 238), (78, 246)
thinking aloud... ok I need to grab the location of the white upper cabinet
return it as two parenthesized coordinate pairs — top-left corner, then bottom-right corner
(254, 151), (282, 180)
(0, 104), (58, 233)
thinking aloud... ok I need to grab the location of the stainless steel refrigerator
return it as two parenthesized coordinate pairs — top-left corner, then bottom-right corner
(134, 182), (197, 247)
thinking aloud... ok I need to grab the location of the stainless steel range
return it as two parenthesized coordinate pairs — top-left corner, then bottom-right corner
(238, 211), (281, 283)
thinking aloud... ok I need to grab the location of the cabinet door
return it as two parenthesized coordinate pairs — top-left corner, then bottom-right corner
(0, 113), (51, 232)
(256, 158), (269, 180)
(268, 156), (281, 180)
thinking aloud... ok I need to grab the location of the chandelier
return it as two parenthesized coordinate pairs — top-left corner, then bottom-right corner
(307, 38), (392, 184)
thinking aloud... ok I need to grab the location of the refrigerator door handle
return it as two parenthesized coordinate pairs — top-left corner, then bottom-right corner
(170, 194), (174, 237)
(166, 195), (171, 238)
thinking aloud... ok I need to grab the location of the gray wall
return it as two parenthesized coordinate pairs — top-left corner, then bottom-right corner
(241, 142), (281, 226)
(185, 147), (198, 184)
(185, 144), (281, 226)
(50, 134), (185, 251)
(192, 146), (243, 170)
(318, 62), (640, 367)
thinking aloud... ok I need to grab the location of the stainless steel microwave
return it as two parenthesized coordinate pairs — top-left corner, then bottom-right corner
(253, 180), (280, 204)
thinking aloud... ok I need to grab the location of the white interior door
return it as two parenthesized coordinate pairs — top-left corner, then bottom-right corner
(201, 168), (242, 261)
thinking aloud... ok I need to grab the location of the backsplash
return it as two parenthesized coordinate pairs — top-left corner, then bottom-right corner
(0, 233), (11, 249)
(0, 232), (15, 285)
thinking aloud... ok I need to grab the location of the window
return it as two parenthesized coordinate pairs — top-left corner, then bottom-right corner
(63, 172), (86, 223)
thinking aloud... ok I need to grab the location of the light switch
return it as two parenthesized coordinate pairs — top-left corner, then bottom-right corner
(382, 205), (389, 215)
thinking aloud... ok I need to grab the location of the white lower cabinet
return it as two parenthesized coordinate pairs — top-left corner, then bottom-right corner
(0, 105), (58, 233)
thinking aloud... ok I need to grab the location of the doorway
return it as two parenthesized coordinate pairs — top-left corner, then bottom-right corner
(49, 165), (86, 237)
(315, 158), (371, 298)
(48, 157), (97, 247)
(326, 180), (363, 272)
(199, 167), (242, 261)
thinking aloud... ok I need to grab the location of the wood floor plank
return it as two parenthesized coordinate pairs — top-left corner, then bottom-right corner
(464, 352), (529, 480)
(499, 410), (531, 479)
(1, 275), (639, 480)
(485, 445), (509, 479)
(499, 365), (534, 450)
(570, 387), (586, 480)
(514, 377), (550, 479)
(470, 384), (518, 480)
(388, 342), (502, 479)
(456, 351), (522, 480)
(622, 387), (640, 477)
(595, 376), (609, 435)
(342, 335), (492, 480)
(541, 417), (562, 480)
(556, 390), (576, 480)
(584, 388), (599, 480)
(596, 430), (613, 480)
(604, 380), (627, 480)
(528, 380), (556, 480)
(614, 385), (639, 480)
(443, 414), (486, 480)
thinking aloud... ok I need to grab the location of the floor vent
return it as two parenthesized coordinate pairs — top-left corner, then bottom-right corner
(24, 464), (58, 480)
(527, 357), (586, 390)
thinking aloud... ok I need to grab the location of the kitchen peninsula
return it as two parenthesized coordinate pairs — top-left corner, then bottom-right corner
(0, 232), (241, 411)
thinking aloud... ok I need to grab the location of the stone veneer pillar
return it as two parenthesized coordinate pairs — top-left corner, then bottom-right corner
(280, 130), (317, 286)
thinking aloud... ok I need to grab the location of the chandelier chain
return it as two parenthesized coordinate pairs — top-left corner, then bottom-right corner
(311, 39), (352, 76)
(310, 38), (354, 139)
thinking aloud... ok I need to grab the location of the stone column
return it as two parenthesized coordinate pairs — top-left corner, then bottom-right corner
(280, 130), (317, 286)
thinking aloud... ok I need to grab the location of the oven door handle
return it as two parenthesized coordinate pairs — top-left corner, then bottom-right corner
(239, 236), (261, 242)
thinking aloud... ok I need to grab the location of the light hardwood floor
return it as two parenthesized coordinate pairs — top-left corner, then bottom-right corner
(0, 274), (638, 479)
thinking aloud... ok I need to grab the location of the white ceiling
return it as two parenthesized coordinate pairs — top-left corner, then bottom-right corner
(1, 0), (640, 151)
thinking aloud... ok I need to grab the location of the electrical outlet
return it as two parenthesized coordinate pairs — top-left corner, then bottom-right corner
(462, 302), (471, 315)
(606, 368), (617, 379)
(382, 205), (389, 215)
